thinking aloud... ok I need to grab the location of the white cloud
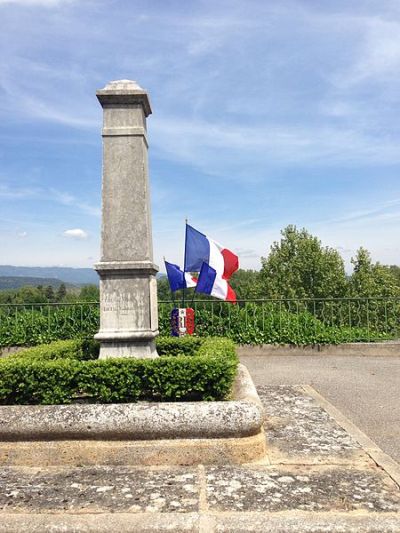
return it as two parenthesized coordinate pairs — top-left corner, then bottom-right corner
(0, 183), (100, 216)
(17, 231), (28, 238)
(63, 228), (88, 240)
(151, 115), (400, 179)
(0, 184), (38, 198)
(50, 189), (100, 217)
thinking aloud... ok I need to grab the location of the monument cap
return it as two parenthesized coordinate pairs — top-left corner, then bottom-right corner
(96, 79), (152, 116)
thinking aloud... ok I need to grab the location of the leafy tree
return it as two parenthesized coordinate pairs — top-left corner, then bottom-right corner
(388, 265), (400, 288)
(78, 285), (99, 301)
(15, 286), (45, 304)
(45, 285), (55, 302)
(350, 248), (400, 297)
(56, 283), (67, 302)
(229, 269), (262, 300)
(260, 225), (348, 299)
(157, 277), (171, 301)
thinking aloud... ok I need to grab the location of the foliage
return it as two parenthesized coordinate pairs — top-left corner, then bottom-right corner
(350, 248), (400, 298)
(11, 338), (99, 361)
(77, 285), (100, 302)
(1, 296), (399, 348)
(260, 225), (348, 299)
(0, 304), (99, 347)
(156, 336), (203, 356)
(157, 276), (171, 301)
(0, 337), (238, 405)
(56, 283), (67, 301)
(229, 269), (262, 299)
(158, 301), (398, 345)
(0, 283), (99, 305)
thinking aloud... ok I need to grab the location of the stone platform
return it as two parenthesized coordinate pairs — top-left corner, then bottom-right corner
(0, 386), (399, 532)
(0, 365), (266, 467)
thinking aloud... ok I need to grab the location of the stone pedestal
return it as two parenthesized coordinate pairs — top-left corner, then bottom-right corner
(95, 80), (158, 359)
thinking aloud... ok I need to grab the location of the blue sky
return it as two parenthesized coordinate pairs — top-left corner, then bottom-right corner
(1, 0), (400, 272)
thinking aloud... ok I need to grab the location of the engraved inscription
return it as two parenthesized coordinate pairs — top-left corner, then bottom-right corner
(102, 292), (135, 315)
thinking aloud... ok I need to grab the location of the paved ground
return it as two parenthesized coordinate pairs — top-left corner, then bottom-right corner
(1, 385), (400, 531)
(240, 353), (400, 464)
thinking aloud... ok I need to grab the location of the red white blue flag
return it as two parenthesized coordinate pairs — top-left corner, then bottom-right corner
(184, 224), (238, 302)
(196, 262), (237, 302)
(184, 224), (239, 279)
(164, 260), (197, 292)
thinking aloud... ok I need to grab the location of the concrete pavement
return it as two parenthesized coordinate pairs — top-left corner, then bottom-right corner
(240, 353), (400, 464)
(1, 384), (399, 532)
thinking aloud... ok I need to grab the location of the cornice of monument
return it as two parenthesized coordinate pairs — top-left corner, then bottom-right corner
(96, 79), (152, 116)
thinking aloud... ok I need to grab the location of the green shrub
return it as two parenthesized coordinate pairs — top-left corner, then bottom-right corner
(156, 336), (203, 357)
(0, 358), (81, 405)
(2, 300), (398, 347)
(0, 336), (238, 405)
(12, 338), (98, 361)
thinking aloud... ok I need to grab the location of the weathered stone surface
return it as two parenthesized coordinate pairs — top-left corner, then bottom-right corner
(0, 465), (199, 512)
(0, 400), (263, 441)
(0, 432), (267, 467)
(0, 513), (200, 533)
(1, 386), (400, 531)
(259, 385), (369, 465)
(206, 465), (400, 513)
(0, 365), (264, 442)
(212, 513), (400, 532)
(95, 80), (158, 359)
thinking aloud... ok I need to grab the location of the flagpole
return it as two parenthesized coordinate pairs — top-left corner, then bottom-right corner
(182, 218), (188, 308)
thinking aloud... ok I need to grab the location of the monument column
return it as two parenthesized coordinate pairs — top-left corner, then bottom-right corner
(95, 80), (158, 359)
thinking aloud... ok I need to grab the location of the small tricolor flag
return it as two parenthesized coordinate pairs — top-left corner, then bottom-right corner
(196, 262), (237, 302)
(164, 261), (197, 292)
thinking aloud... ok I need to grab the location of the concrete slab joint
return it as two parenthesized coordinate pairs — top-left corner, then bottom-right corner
(94, 79), (159, 359)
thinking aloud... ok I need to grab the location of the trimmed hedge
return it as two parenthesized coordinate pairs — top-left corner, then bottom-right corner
(0, 337), (238, 405)
(10, 338), (99, 361)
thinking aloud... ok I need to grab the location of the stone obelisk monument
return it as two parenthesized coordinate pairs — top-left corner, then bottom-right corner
(95, 80), (158, 359)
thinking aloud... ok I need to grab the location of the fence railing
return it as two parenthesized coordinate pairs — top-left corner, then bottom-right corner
(0, 298), (399, 347)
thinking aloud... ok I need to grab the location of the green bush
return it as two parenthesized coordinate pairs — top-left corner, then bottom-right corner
(0, 337), (238, 405)
(0, 304), (99, 347)
(1, 299), (399, 347)
(156, 336), (203, 357)
(11, 338), (99, 361)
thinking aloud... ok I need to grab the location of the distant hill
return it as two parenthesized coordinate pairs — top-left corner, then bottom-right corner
(0, 266), (98, 286)
(0, 276), (77, 290)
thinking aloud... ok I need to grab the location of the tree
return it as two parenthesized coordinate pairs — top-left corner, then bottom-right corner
(388, 265), (400, 288)
(14, 286), (44, 304)
(45, 285), (55, 302)
(78, 285), (99, 301)
(56, 283), (67, 302)
(157, 277), (171, 301)
(350, 248), (400, 297)
(259, 225), (348, 299)
(229, 269), (262, 300)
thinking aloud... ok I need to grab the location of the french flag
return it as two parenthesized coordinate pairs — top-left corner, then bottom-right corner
(196, 262), (237, 303)
(184, 224), (238, 302)
(184, 224), (239, 280)
(164, 260), (197, 292)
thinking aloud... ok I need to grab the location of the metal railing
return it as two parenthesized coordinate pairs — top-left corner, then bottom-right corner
(0, 298), (399, 347)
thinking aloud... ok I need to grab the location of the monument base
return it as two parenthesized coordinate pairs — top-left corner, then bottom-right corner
(95, 338), (158, 359)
